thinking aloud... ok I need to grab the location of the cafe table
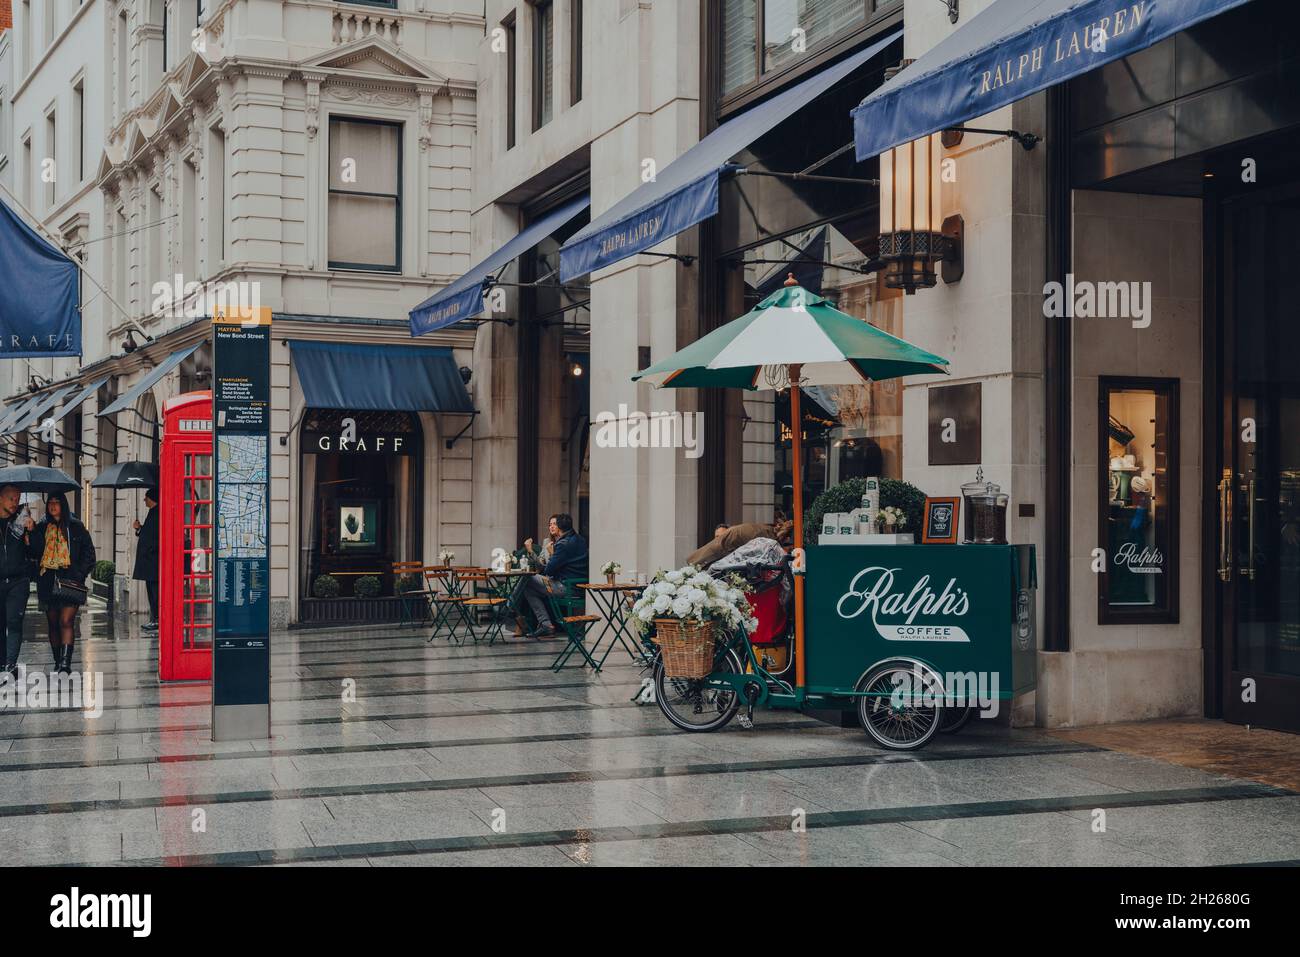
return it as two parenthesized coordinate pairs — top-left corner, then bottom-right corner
(575, 582), (648, 670)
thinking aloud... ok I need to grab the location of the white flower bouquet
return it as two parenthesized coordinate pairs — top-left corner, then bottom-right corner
(630, 565), (757, 636)
(632, 565), (757, 678)
(877, 506), (906, 531)
(439, 549), (456, 565)
(600, 560), (622, 575)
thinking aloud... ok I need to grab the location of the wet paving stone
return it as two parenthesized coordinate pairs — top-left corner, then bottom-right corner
(0, 623), (1295, 865)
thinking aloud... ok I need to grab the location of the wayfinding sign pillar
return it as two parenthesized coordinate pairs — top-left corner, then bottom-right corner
(211, 307), (272, 741)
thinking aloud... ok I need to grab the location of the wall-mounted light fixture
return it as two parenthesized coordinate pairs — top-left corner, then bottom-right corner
(878, 133), (963, 294)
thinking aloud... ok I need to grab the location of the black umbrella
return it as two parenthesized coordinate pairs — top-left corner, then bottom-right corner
(0, 464), (78, 493)
(91, 461), (159, 490)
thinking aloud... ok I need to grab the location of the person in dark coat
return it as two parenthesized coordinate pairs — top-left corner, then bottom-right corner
(0, 484), (35, 677)
(133, 489), (160, 633)
(520, 513), (588, 639)
(27, 493), (95, 674)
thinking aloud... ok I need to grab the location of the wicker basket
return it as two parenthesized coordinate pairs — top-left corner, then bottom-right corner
(655, 618), (716, 679)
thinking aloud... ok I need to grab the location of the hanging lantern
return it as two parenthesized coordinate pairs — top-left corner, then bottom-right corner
(878, 132), (962, 294)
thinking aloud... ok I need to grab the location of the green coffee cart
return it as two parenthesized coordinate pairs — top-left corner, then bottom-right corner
(652, 543), (1036, 750)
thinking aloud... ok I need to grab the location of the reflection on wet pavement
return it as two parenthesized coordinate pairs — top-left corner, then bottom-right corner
(2, 618), (1298, 866)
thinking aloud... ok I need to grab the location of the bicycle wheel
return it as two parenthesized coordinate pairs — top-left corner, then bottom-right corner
(940, 704), (974, 733)
(654, 647), (742, 733)
(856, 661), (943, 751)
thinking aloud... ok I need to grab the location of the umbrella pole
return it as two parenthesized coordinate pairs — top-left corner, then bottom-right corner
(789, 365), (806, 692)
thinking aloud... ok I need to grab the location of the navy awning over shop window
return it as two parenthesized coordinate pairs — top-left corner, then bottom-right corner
(98, 342), (203, 418)
(4, 384), (80, 436)
(290, 341), (473, 413)
(0, 197), (81, 358)
(410, 195), (591, 337)
(559, 30), (901, 283)
(851, 0), (1255, 160)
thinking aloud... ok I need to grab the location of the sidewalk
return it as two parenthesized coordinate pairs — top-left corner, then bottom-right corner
(1050, 718), (1300, 794)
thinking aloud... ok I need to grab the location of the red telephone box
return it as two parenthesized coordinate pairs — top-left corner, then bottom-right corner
(159, 391), (214, 681)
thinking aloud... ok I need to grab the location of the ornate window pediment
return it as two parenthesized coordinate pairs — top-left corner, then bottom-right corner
(299, 38), (447, 85)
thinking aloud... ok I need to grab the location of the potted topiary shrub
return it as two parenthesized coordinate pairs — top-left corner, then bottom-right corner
(312, 574), (341, 599)
(354, 575), (381, 599)
(804, 477), (928, 547)
(92, 560), (116, 585)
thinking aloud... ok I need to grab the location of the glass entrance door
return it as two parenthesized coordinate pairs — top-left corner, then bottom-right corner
(1221, 183), (1300, 732)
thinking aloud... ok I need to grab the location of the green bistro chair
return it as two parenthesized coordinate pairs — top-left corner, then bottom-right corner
(549, 577), (600, 671)
(456, 570), (509, 644)
(392, 561), (432, 628)
(425, 566), (474, 645)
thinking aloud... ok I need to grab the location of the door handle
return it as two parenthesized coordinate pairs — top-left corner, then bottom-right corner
(1245, 477), (1257, 581)
(1218, 469), (1233, 582)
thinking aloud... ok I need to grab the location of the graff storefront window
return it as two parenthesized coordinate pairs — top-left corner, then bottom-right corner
(1099, 378), (1178, 623)
(298, 409), (422, 600)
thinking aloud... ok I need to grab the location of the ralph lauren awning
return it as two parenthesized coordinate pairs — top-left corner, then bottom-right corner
(852, 0), (1255, 160)
(18, 376), (110, 435)
(560, 30), (901, 283)
(290, 341), (473, 413)
(4, 384), (80, 436)
(98, 342), (203, 418)
(410, 195), (591, 337)
(0, 197), (81, 358)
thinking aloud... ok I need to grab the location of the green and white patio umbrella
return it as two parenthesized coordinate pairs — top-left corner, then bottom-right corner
(632, 277), (950, 691)
(632, 280), (949, 390)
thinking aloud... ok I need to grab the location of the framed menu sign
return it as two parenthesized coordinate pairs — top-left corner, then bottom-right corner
(922, 497), (960, 544)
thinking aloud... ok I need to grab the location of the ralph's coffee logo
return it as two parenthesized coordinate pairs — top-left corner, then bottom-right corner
(1114, 542), (1163, 575)
(836, 566), (972, 643)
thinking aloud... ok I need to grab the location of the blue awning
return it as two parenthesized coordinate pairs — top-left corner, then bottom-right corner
(852, 0), (1255, 160)
(98, 342), (203, 417)
(4, 384), (80, 436)
(0, 197), (81, 358)
(560, 30), (901, 282)
(410, 195), (591, 337)
(290, 341), (473, 413)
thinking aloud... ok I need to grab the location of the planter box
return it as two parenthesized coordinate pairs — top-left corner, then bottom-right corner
(298, 595), (415, 625)
(819, 533), (915, 545)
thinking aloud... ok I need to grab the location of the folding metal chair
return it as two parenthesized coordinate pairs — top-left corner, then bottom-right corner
(547, 579), (600, 671)
(392, 561), (431, 628)
(454, 569), (509, 644)
(425, 566), (473, 644)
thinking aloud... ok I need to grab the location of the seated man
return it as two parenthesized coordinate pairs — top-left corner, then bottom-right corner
(521, 513), (588, 639)
(687, 520), (794, 569)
